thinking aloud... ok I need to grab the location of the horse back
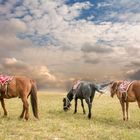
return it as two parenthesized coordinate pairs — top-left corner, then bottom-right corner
(124, 81), (140, 102)
(6, 76), (33, 98)
(79, 82), (93, 99)
(129, 81), (140, 100)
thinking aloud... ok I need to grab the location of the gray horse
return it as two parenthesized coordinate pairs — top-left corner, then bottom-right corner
(63, 81), (111, 119)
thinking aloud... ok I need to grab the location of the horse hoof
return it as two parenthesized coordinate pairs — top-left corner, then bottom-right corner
(88, 115), (91, 119)
(33, 117), (39, 121)
(18, 116), (23, 120)
(2, 115), (7, 118)
(73, 111), (77, 114)
(25, 117), (29, 121)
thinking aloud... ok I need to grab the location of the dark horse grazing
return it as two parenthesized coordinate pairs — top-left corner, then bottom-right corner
(110, 80), (140, 121)
(63, 81), (111, 119)
(0, 76), (38, 120)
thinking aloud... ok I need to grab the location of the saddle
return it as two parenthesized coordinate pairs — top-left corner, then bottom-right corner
(73, 80), (81, 90)
(118, 81), (133, 101)
(0, 75), (13, 97)
(72, 80), (82, 99)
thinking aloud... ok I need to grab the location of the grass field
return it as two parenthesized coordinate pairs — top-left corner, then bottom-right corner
(0, 92), (140, 140)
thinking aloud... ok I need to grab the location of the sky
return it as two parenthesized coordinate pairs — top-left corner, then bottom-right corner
(0, 0), (140, 90)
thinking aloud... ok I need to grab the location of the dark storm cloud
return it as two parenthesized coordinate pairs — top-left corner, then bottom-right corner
(125, 60), (140, 68)
(128, 69), (140, 80)
(81, 43), (113, 54)
(131, 61), (140, 67)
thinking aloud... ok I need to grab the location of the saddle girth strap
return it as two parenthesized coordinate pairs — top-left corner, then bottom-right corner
(5, 82), (11, 98)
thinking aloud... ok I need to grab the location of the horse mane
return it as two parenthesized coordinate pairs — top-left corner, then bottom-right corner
(67, 88), (74, 101)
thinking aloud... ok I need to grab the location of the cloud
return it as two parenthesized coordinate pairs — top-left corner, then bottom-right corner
(0, 18), (27, 34)
(95, 0), (140, 23)
(125, 47), (140, 56)
(127, 69), (140, 80)
(0, 19), (28, 52)
(0, 0), (140, 89)
(84, 58), (101, 64)
(1, 57), (56, 89)
(81, 43), (113, 53)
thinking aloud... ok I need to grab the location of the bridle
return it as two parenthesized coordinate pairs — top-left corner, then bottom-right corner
(64, 97), (71, 109)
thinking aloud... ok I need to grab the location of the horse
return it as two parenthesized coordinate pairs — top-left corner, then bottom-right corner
(110, 80), (140, 121)
(63, 81), (111, 119)
(0, 75), (39, 120)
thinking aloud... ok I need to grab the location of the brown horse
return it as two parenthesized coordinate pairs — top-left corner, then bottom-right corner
(110, 80), (140, 121)
(0, 76), (38, 120)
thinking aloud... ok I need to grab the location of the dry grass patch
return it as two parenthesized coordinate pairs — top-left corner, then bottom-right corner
(0, 92), (140, 140)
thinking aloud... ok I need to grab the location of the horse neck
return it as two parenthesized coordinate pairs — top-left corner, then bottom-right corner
(67, 92), (73, 102)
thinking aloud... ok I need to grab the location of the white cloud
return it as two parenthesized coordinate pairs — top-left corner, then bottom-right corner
(0, 0), (140, 88)
(38, 65), (56, 81)
(4, 57), (17, 65)
(0, 0), (17, 14)
(1, 57), (56, 89)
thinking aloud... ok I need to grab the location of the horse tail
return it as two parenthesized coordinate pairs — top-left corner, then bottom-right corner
(30, 80), (39, 119)
(91, 83), (103, 94)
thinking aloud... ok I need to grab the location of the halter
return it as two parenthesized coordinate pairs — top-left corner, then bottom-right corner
(64, 97), (71, 109)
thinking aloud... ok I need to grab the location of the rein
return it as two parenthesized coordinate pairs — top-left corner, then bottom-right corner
(64, 97), (71, 108)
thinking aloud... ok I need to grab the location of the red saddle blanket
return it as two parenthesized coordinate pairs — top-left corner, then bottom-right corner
(0, 75), (13, 85)
(118, 81), (132, 93)
(73, 80), (81, 90)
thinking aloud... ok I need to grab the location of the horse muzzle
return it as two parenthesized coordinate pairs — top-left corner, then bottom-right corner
(63, 106), (71, 111)
(63, 107), (68, 112)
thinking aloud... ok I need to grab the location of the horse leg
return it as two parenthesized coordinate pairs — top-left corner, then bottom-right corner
(74, 98), (78, 114)
(0, 98), (7, 116)
(120, 100), (125, 121)
(19, 105), (25, 119)
(81, 99), (86, 114)
(126, 101), (129, 121)
(21, 97), (29, 120)
(85, 98), (92, 119)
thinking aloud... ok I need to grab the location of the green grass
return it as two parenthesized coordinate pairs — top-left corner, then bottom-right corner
(0, 92), (140, 140)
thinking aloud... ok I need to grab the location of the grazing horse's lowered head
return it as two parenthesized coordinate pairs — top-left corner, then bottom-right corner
(63, 89), (73, 111)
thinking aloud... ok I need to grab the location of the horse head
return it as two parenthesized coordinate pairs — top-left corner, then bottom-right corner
(63, 89), (73, 111)
(110, 81), (122, 97)
(63, 97), (71, 111)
